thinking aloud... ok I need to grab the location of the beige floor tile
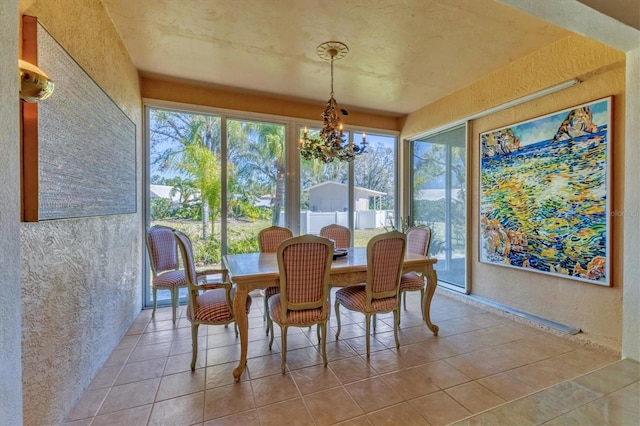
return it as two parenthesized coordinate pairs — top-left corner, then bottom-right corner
(91, 404), (152, 426)
(414, 359), (471, 389)
(477, 372), (536, 401)
(98, 377), (161, 415)
(324, 339), (359, 361)
(247, 353), (286, 379)
(87, 365), (123, 390)
(333, 415), (373, 426)
(170, 337), (195, 356)
(381, 367), (439, 399)
(343, 334), (390, 355)
(345, 377), (404, 413)
(206, 344), (241, 365)
(573, 357), (639, 394)
(137, 329), (179, 346)
(445, 381), (506, 413)
(443, 350), (505, 379)
(115, 357), (167, 385)
(607, 381), (640, 411)
(68, 299), (628, 426)
(409, 390), (473, 425)
(330, 356), (379, 384)
(148, 392), (205, 426)
(291, 364), (342, 395)
(203, 381), (255, 420)
(203, 409), (260, 426)
(206, 361), (247, 388)
(127, 341), (172, 363)
(553, 347), (619, 373)
(156, 368), (206, 401)
(250, 372), (301, 406)
(164, 350), (206, 375)
(366, 401), (428, 425)
(116, 334), (142, 350)
(282, 345), (325, 371)
(103, 347), (132, 367)
(257, 397), (314, 426)
(506, 357), (586, 390)
(303, 387), (364, 425)
(66, 387), (109, 421)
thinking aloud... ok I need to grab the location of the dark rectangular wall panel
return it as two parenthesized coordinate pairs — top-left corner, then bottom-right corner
(22, 17), (136, 221)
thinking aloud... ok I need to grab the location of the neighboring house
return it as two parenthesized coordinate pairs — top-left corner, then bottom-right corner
(149, 184), (182, 203)
(254, 194), (274, 207)
(307, 181), (385, 212)
(150, 184), (199, 205)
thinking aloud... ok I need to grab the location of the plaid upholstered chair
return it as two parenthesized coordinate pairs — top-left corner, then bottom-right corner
(334, 231), (406, 357)
(173, 230), (252, 371)
(399, 226), (432, 321)
(258, 226), (293, 334)
(320, 224), (351, 249)
(267, 235), (334, 373)
(146, 225), (187, 324)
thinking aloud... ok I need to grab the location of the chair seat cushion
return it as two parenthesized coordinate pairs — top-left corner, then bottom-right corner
(187, 288), (252, 322)
(264, 286), (280, 298)
(268, 295), (327, 325)
(335, 285), (398, 313)
(152, 270), (187, 289)
(400, 273), (424, 291)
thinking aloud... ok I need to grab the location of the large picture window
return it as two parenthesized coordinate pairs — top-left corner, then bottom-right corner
(145, 104), (397, 308)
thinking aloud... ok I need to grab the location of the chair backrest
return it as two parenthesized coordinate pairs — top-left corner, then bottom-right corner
(366, 231), (406, 305)
(277, 235), (333, 319)
(173, 230), (205, 320)
(320, 224), (351, 249)
(406, 226), (432, 257)
(258, 226), (293, 253)
(146, 225), (180, 276)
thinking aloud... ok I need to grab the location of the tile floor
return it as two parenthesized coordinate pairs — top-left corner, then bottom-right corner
(65, 290), (639, 425)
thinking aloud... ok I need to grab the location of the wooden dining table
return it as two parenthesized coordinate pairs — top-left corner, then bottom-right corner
(223, 246), (439, 381)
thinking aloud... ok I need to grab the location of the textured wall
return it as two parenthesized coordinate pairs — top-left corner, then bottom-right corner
(401, 34), (626, 352)
(18, 0), (142, 424)
(0, 0), (24, 424)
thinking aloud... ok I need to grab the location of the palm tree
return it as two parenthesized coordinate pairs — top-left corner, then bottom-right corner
(150, 110), (221, 238)
(231, 122), (285, 226)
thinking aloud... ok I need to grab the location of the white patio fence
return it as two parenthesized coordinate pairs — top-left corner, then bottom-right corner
(279, 210), (392, 234)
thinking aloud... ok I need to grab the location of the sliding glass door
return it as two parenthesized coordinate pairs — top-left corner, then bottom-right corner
(146, 106), (286, 307)
(411, 125), (467, 290)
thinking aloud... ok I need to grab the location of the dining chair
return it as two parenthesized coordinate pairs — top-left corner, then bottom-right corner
(267, 235), (334, 373)
(334, 231), (406, 357)
(320, 224), (351, 249)
(173, 230), (252, 371)
(399, 226), (432, 321)
(146, 225), (187, 324)
(258, 225), (293, 334)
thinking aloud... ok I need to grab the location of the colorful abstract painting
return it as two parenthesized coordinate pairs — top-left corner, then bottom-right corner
(479, 97), (611, 286)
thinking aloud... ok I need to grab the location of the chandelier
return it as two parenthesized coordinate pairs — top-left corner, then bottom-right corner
(300, 41), (366, 163)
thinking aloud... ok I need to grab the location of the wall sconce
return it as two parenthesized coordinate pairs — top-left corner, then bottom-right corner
(19, 59), (54, 102)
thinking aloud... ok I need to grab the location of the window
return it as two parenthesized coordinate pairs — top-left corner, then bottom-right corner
(410, 125), (467, 291)
(145, 104), (398, 308)
(299, 130), (397, 246)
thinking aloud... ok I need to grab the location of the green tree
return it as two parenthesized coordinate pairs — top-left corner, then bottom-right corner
(230, 122), (286, 225)
(150, 110), (221, 238)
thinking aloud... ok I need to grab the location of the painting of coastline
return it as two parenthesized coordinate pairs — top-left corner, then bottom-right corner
(479, 97), (611, 286)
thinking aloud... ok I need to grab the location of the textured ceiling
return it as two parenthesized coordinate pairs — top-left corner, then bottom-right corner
(101, 0), (572, 115)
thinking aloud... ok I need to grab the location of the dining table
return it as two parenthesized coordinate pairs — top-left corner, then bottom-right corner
(223, 246), (439, 381)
